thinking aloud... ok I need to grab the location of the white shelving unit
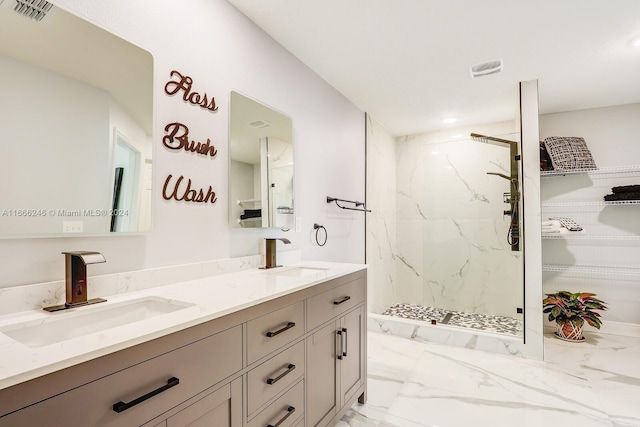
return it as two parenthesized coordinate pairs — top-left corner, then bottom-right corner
(541, 165), (640, 277)
(542, 234), (640, 241)
(541, 164), (640, 178)
(543, 264), (640, 278)
(237, 198), (261, 206)
(237, 199), (263, 228)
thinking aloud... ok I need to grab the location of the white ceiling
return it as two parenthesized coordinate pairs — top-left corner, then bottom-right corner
(228, 0), (640, 136)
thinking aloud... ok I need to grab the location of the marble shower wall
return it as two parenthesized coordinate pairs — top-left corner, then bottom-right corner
(395, 122), (523, 318)
(367, 119), (522, 316)
(366, 115), (397, 313)
(366, 117), (525, 317)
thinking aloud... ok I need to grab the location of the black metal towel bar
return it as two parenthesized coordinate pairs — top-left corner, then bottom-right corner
(326, 196), (371, 212)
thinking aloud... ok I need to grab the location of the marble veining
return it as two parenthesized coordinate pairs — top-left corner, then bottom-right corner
(338, 332), (640, 426)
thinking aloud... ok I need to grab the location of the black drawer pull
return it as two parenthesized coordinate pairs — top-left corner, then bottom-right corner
(267, 406), (295, 427)
(113, 377), (179, 413)
(266, 363), (296, 385)
(266, 321), (295, 337)
(333, 296), (351, 305)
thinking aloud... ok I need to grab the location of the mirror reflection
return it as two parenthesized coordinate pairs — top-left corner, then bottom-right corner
(229, 92), (294, 229)
(0, 3), (153, 237)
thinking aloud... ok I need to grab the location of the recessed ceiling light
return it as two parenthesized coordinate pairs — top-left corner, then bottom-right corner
(443, 117), (457, 124)
(634, 39), (640, 47)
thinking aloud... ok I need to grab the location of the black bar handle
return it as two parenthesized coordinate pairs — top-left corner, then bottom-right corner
(113, 377), (179, 413)
(266, 321), (295, 338)
(342, 327), (348, 357)
(333, 296), (351, 305)
(266, 364), (296, 385)
(337, 330), (343, 360)
(267, 406), (295, 427)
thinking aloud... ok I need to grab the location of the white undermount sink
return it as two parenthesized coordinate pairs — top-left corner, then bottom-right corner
(269, 266), (330, 277)
(0, 296), (194, 348)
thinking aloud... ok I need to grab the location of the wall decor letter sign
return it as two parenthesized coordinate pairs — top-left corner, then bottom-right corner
(164, 70), (218, 112)
(163, 122), (218, 158)
(162, 175), (217, 204)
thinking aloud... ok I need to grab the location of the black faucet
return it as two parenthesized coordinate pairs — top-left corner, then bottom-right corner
(44, 251), (107, 312)
(263, 238), (291, 269)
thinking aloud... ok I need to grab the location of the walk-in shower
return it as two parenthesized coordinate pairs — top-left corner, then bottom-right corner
(366, 127), (525, 354)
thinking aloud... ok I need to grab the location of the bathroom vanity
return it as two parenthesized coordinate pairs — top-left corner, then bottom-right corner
(0, 263), (366, 427)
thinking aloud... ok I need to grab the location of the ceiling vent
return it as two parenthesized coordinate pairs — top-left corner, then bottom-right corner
(248, 120), (272, 129)
(470, 59), (503, 78)
(0, 0), (54, 22)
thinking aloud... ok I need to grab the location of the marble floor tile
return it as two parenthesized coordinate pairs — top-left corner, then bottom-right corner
(341, 331), (640, 426)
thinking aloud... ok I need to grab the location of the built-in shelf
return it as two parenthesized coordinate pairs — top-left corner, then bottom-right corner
(543, 264), (640, 278)
(541, 164), (640, 178)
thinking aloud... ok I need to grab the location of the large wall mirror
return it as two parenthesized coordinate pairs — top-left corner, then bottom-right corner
(229, 91), (294, 229)
(0, 2), (153, 238)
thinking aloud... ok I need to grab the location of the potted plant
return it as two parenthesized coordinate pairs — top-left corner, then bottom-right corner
(543, 291), (607, 342)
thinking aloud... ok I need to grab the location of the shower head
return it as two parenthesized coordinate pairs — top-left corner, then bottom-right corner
(470, 133), (518, 148)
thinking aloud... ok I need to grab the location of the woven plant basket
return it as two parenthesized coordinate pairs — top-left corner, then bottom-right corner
(556, 321), (585, 341)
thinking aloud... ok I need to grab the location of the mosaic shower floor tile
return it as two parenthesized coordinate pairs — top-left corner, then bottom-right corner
(381, 303), (522, 336)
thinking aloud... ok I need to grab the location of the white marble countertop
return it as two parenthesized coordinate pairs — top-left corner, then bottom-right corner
(0, 261), (366, 391)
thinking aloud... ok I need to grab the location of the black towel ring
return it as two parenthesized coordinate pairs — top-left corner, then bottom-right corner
(314, 224), (327, 247)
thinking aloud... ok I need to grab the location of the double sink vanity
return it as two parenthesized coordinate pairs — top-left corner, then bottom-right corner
(0, 261), (367, 427)
(1, 5), (366, 426)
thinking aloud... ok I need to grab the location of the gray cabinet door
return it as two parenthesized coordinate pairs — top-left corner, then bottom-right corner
(339, 306), (364, 407)
(306, 321), (338, 426)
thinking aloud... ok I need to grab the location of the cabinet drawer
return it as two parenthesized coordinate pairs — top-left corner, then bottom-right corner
(247, 301), (304, 364)
(247, 340), (305, 415)
(307, 278), (365, 331)
(0, 325), (242, 427)
(247, 380), (304, 427)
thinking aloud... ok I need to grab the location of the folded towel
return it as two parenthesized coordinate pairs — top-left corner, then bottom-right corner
(240, 208), (262, 219)
(542, 220), (562, 228)
(611, 185), (640, 194)
(604, 191), (640, 202)
(240, 214), (261, 220)
(542, 228), (564, 233)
